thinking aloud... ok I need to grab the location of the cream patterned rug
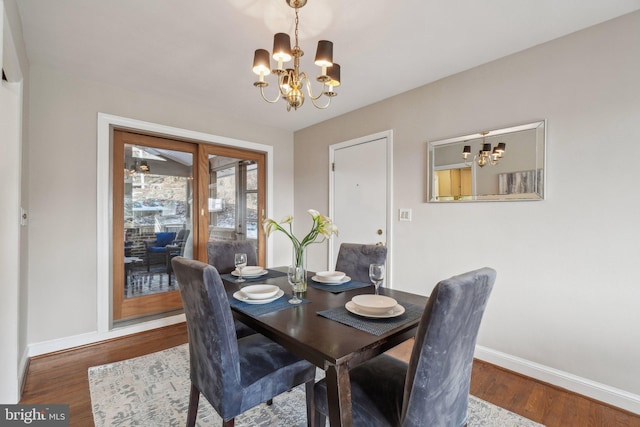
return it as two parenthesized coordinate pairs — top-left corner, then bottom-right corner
(88, 344), (543, 426)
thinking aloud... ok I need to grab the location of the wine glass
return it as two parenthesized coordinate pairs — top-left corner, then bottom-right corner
(369, 263), (385, 295)
(287, 265), (304, 304)
(234, 253), (247, 283)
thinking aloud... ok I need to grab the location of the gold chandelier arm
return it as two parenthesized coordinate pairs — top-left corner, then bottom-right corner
(310, 95), (332, 109)
(258, 84), (282, 104)
(300, 72), (331, 102)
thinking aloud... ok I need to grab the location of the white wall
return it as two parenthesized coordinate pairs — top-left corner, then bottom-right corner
(25, 66), (295, 347)
(294, 11), (640, 412)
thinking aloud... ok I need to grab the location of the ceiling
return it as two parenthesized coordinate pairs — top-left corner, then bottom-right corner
(14, 0), (640, 132)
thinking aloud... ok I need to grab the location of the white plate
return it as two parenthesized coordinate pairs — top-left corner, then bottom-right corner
(345, 301), (405, 318)
(233, 289), (284, 304)
(241, 284), (279, 300)
(351, 295), (397, 314)
(312, 275), (352, 285)
(231, 269), (268, 278)
(316, 270), (346, 281)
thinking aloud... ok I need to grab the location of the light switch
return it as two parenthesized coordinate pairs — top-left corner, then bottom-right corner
(399, 208), (412, 222)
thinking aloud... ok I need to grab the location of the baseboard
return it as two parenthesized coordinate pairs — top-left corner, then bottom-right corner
(475, 345), (640, 415)
(27, 313), (186, 357)
(18, 345), (30, 399)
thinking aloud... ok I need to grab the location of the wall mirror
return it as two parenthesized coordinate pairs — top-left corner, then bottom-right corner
(428, 120), (545, 202)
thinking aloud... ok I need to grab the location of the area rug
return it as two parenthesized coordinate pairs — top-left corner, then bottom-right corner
(88, 344), (543, 426)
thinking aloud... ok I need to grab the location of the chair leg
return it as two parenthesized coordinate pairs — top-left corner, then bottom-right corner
(222, 419), (235, 427)
(313, 409), (325, 427)
(266, 399), (273, 406)
(186, 383), (200, 427)
(305, 379), (315, 427)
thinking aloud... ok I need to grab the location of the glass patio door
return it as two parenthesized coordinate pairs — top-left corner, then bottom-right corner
(113, 130), (197, 321)
(198, 145), (266, 265)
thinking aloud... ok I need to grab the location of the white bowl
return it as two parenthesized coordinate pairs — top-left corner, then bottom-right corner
(241, 285), (279, 300)
(240, 266), (264, 275)
(316, 270), (346, 281)
(351, 295), (398, 315)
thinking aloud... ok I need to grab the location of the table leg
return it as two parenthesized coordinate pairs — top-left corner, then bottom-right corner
(325, 363), (352, 427)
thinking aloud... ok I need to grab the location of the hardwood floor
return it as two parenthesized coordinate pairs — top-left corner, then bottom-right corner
(20, 323), (640, 427)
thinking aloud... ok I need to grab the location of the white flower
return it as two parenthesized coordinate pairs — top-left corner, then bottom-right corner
(263, 209), (338, 266)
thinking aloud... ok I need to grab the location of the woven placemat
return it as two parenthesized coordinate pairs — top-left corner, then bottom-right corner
(309, 278), (372, 293)
(228, 291), (310, 316)
(221, 268), (286, 283)
(317, 302), (423, 336)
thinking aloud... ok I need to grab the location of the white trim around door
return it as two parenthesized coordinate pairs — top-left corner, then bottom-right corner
(96, 113), (274, 335)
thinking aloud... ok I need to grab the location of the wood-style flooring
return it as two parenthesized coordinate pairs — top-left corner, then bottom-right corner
(20, 323), (640, 427)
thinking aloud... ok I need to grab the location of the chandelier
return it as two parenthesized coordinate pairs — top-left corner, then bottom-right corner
(251, 0), (340, 111)
(462, 132), (506, 168)
(125, 160), (150, 177)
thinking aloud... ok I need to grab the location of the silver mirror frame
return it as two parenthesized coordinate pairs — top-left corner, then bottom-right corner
(428, 120), (546, 202)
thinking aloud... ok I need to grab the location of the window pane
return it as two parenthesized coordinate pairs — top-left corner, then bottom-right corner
(246, 193), (258, 239)
(246, 163), (257, 191)
(123, 144), (192, 299)
(212, 166), (236, 229)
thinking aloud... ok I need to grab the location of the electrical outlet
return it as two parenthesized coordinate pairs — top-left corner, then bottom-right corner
(399, 208), (412, 222)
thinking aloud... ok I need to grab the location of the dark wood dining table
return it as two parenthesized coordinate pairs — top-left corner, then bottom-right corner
(221, 267), (428, 427)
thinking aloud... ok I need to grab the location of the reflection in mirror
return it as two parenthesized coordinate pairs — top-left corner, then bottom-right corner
(428, 120), (545, 202)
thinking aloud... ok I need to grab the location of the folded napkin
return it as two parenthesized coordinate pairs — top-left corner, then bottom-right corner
(309, 278), (372, 293)
(316, 302), (423, 336)
(228, 291), (310, 316)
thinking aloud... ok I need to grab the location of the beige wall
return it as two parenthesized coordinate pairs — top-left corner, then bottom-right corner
(25, 65), (295, 344)
(294, 11), (640, 410)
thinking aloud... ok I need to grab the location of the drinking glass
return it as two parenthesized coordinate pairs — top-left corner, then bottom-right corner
(369, 263), (385, 295)
(234, 253), (247, 283)
(287, 265), (304, 304)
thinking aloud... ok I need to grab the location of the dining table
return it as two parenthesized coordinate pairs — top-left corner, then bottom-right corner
(220, 267), (428, 427)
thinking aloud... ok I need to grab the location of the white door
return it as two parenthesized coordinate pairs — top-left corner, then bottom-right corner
(329, 131), (392, 283)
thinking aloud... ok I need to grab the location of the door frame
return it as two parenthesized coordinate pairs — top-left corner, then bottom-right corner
(113, 130), (204, 321)
(328, 130), (393, 286)
(198, 144), (266, 264)
(97, 113), (274, 334)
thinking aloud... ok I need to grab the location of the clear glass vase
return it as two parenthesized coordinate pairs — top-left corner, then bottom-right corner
(292, 247), (308, 292)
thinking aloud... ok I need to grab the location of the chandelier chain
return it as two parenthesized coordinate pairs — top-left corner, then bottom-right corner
(294, 7), (300, 49)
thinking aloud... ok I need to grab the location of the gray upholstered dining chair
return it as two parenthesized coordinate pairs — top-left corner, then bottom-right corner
(206, 240), (258, 338)
(312, 267), (496, 427)
(171, 257), (316, 427)
(335, 243), (388, 284)
(206, 240), (258, 274)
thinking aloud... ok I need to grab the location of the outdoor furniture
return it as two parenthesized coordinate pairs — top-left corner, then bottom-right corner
(171, 257), (316, 427)
(144, 231), (176, 271)
(165, 229), (191, 283)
